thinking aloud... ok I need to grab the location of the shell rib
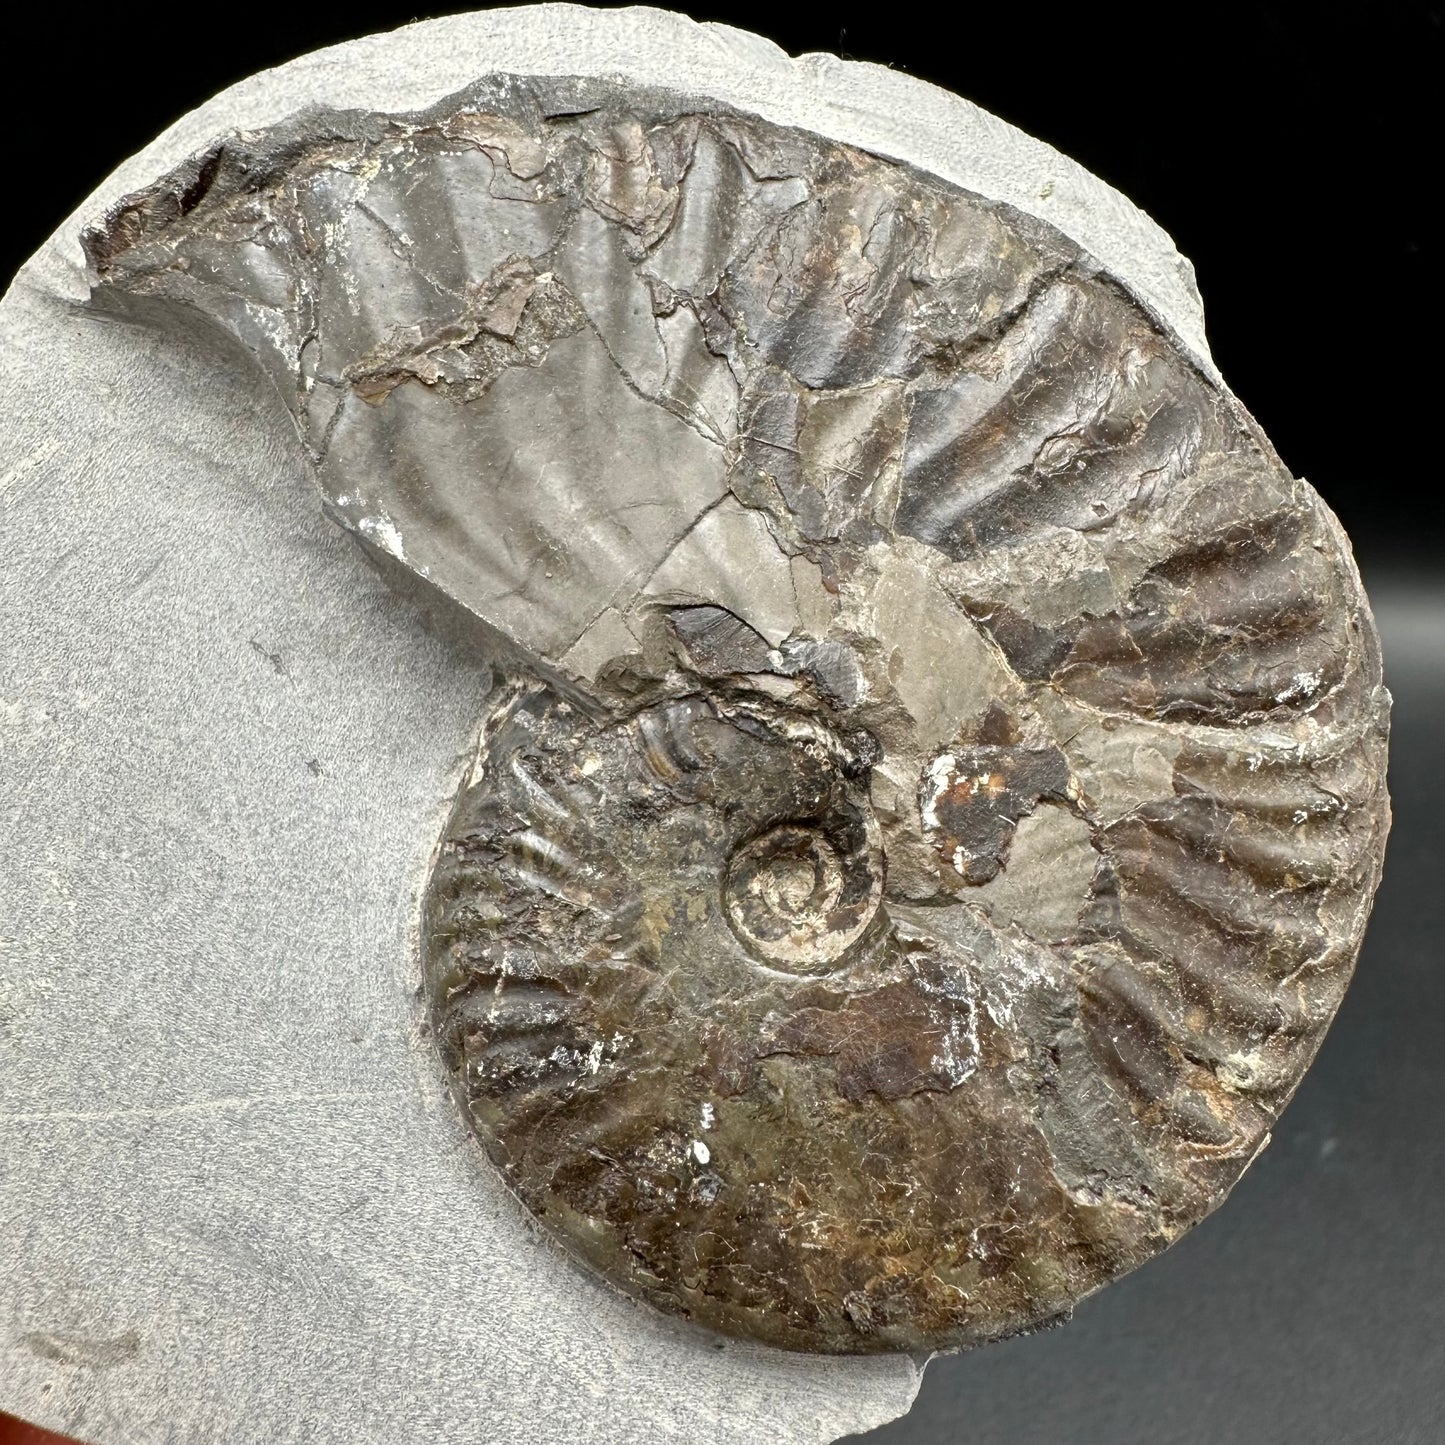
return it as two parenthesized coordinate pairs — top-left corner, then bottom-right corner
(84, 75), (1390, 1354)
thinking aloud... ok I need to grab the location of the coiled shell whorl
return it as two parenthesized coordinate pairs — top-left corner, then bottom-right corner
(85, 73), (1390, 1355)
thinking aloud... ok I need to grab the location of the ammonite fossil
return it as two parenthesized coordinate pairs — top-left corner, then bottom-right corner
(83, 70), (1389, 1357)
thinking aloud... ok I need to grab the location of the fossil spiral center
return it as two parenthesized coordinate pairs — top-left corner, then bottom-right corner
(724, 823), (880, 972)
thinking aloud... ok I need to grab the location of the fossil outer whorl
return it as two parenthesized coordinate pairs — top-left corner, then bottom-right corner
(84, 75), (1390, 1354)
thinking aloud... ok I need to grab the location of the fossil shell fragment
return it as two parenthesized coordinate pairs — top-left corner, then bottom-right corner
(83, 70), (1389, 1356)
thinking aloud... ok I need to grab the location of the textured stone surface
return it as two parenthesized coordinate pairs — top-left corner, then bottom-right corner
(80, 76), (1391, 1357)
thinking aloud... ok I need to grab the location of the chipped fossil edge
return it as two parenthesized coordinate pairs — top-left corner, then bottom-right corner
(15, 3), (1215, 388)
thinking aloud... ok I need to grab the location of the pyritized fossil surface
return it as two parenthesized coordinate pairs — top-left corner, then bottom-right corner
(85, 76), (1390, 1355)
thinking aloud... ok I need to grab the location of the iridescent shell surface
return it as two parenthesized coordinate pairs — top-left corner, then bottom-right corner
(86, 76), (1390, 1354)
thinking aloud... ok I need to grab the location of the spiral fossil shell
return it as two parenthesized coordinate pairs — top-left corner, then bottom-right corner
(84, 73), (1390, 1355)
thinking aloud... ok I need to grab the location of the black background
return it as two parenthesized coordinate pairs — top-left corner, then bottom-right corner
(3, 5), (1440, 1443)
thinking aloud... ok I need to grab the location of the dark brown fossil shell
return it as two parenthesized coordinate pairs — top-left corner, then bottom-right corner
(84, 75), (1390, 1355)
